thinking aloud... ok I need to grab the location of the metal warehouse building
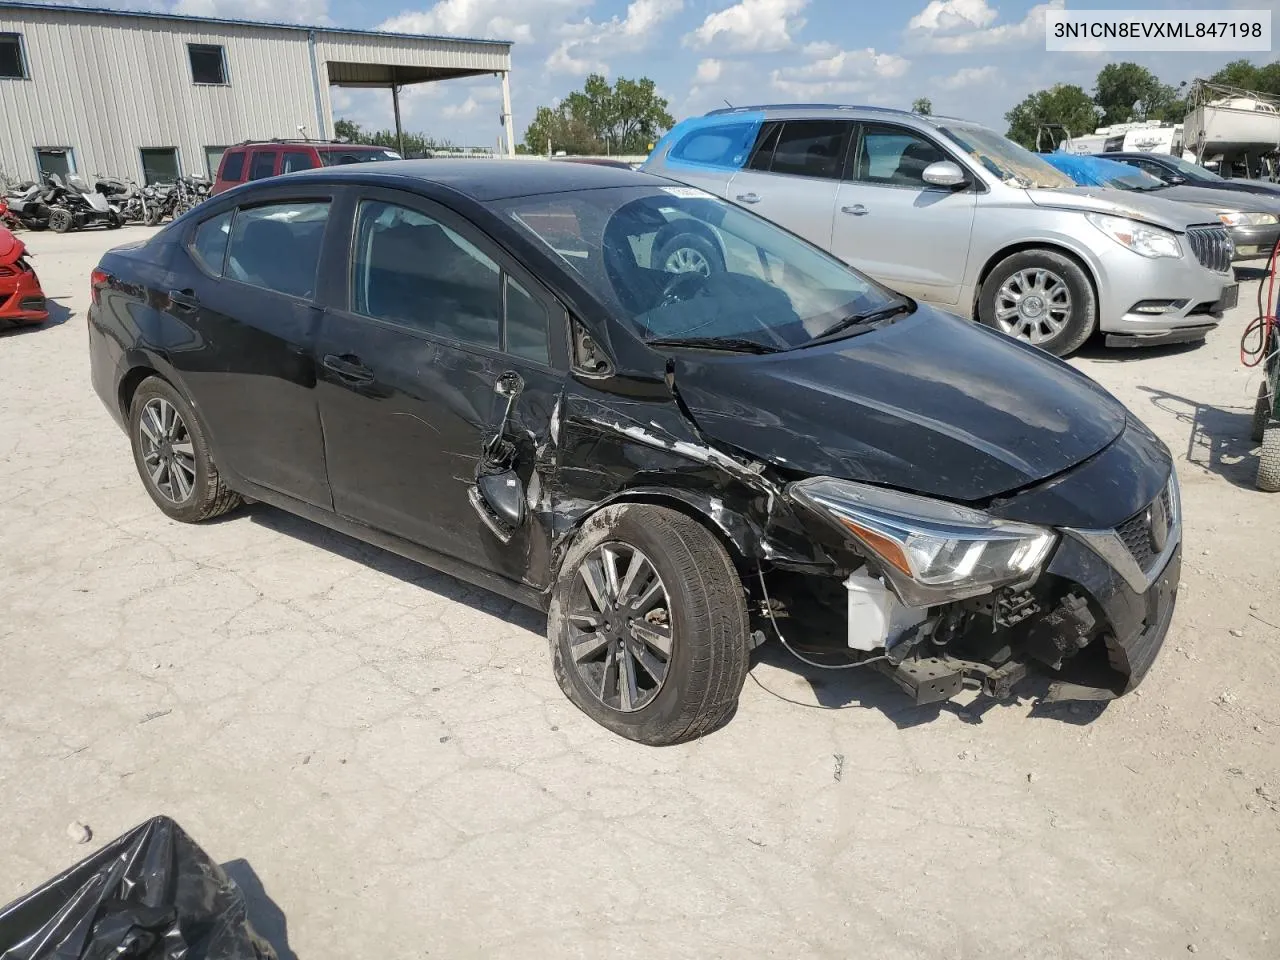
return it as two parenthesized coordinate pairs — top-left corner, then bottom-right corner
(0, 0), (514, 185)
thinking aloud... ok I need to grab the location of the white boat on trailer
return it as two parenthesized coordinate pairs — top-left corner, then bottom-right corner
(1184, 80), (1280, 159)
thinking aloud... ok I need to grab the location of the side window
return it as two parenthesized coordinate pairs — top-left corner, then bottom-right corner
(281, 151), (317, 174)
(853, 123), (947, 186)
(668, 122), (762, 169)
(763, 121), (851, 179)
(190, 210), (232, 275)
(220, 150), (246, 182)
(505, 276), (549, 364)
(225, 201), (330, 299)
(0, 32), (28, 79)
(352, 200), (501, 350)
(1136, 159), (1167, 180)
(747, 123), (782, 172)
(248, 151), (277, 180)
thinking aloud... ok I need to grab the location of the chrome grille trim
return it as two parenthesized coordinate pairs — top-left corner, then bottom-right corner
(1063, 472), (1182, 594)
(1185, 225), (1233, 274)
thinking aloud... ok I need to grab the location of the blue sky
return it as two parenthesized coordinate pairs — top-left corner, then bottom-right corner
(38, 0), (1280, 147)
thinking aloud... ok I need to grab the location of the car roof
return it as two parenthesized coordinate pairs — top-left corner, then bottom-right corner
(227, 141), (386, 151)
(702, 103), (970, 127)
(1099, 152), (1171, 161)
(280, 158), (668, 201)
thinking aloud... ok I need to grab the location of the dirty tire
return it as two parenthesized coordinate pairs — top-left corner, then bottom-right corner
(653, 229), (726, 278)
(1252, 380), (1271, 444)
(129, 377), (241, 522)
(977, 249), (1096, 358)
(1258, 421), (1280, 492)
(549, 504), (750, 745)
(48, 207), (73, 234)
(144, 207), (164, 227)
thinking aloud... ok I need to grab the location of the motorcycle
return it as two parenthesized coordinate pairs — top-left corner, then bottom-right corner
(46, 174), (122, 232)
(143, 182), (178, 226)
(94, 175), (149, 224)
(2, 179), (57, 231)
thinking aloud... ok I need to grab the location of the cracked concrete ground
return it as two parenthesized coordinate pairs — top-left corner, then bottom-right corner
(2, 227), (1278, 959)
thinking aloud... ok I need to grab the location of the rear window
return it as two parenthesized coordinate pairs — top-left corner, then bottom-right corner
(282, 150), (318, 173)
(248, 151), (278, 180)
(220, 150), (246, 182)
(225, 201), (330, 299)
(320, 148), (401, 166)
(669, 122), (759, 169)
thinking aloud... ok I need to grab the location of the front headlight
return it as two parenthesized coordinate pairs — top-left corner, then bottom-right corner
(1085, 212), (1182, 259)
(790, 478), (1057, 603)
(1219, 211), (1279, 226)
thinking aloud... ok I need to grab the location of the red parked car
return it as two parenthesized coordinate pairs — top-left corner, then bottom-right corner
(210, 140), (402, 195)
(0, 226), (48, 326)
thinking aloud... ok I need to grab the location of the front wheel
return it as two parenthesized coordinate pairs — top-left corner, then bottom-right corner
(977, 250), (1096, 357)
(1259, 421), (1280, 491)
(47, 207), (73, 234)
(548, 504), (750, 745)
(128, 377), (242, 522)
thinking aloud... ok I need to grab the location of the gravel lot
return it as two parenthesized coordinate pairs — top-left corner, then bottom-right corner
(2, 226), (1278, 959)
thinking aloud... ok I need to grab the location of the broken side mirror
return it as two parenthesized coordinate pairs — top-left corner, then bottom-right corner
(477, 470), (525, 527)
(471, 370), (528, 542)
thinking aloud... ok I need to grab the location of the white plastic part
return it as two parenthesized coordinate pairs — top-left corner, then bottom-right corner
(845, 570), (928, 652)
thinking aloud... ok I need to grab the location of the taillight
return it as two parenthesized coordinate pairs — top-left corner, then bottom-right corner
(90, 267), (110, 305)
(0, 264), (13, 277)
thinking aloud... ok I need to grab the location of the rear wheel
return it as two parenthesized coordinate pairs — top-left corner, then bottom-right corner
(978, 249), (1096, 357)
(144, 207), (164, 227)
(1252, 380), (1271, 444)
(548, 504), (750, 745)
(1259, 421), (1280, 492)
(128, 377), (241, 522)
(48, 207), (73, 234)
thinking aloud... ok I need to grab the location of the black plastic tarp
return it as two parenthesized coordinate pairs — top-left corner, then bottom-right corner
(0, 816), (276, 960)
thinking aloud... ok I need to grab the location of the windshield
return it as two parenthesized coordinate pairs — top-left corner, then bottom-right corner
(320, 149), (402, 166)
(1161, 155), (1225, 182)
(938, 123), (1075, 188)
(497, 186), (899, 350)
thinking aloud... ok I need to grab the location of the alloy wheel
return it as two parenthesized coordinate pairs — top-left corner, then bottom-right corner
(566, 542), (673, 712)
(663, 246), (712, 277)
(138, 397), (197, 503)
(994, 268), (1073, 344)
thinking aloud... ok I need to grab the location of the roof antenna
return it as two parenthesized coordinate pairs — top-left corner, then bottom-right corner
(723, 99), (734, 109)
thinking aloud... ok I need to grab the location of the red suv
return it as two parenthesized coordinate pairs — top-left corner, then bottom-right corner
(211, 140), (402, 195)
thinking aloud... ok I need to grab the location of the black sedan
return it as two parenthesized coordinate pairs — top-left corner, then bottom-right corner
(1102, 151), (1280, 199)
(88, 160), (1182, 744)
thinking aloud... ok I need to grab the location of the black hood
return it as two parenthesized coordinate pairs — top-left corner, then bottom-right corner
(670, 308), (1128, 502)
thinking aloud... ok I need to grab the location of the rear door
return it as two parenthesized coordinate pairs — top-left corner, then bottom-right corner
(314, 187), (567, 583)
(830, 121), (976, 304)
(725, 119), (851, 249)
(247, 149), (279, 181)
(166, 191), (334, 507)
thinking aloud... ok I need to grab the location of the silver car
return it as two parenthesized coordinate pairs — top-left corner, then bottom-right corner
(643, 105), (1238, 356)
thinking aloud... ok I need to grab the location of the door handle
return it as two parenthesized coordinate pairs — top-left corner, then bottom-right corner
(841, 204), (869, 216)
(168, 289), (199, 311)
(735, 192), (762, 204)
(323, 353), (375, 383)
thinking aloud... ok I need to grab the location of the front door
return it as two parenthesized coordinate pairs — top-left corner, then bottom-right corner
(315, 189), (566, 583)
(830, 121), (976, 304)
(166, 195), (334, 507)
(724, 119), (852, 249)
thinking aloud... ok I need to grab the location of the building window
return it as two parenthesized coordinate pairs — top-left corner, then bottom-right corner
(204, 146), (228, 178)
(0, 32), (27, 79)
(141, 148), (180, 185)
(188, 43), (227, 85)
(35, 148), (74, 178)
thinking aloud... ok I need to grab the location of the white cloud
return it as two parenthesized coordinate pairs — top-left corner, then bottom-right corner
(173, 0), (330, 22)
(943, 65), (997, 88)
(547, 0), (684, 75)
(907, 0), (996, 32)
(685, 0), (808, 53)
(907, 0), (1064, 53)
(771, 46), (909, 98)
(377, 0), (590, 43)
(802, 41), (839, 58)
(694, 58), (722, 84)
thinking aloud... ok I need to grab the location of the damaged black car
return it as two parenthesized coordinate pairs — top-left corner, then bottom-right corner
(87, 160), (1181, 745)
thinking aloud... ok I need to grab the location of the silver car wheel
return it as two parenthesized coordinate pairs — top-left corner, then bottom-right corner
(664, 246), (712, 277)
(994, 268), (1073, 344)
(138, 397), (197, 504)
(566, 542), (673, 713)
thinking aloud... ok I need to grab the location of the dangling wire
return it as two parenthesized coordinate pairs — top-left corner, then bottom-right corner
(755, 565), (886, 671)
(1241, 236), (1280, 368)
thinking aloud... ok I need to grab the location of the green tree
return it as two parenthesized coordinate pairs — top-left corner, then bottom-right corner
(522, 74), (673, 155)
(1005, 84), (1099, 150)
(911, 97), (932, 115)
(1094, 62), (1177, 125)
(333, 117), (458, 155)
(1209, 59), (1280, 95)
